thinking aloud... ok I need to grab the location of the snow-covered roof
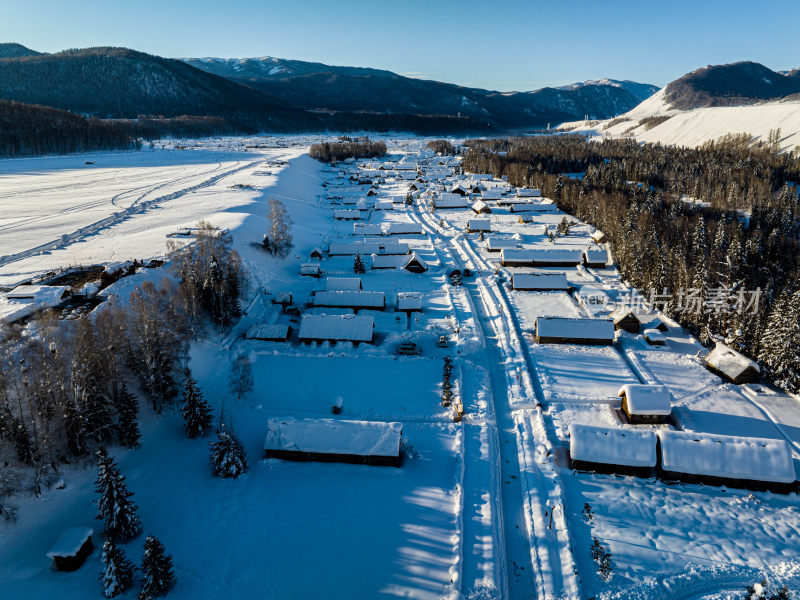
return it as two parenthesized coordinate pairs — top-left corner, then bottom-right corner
(590, 230), (607, 243)
(468, 219), (491, 231)
(370, 255), (405, 269)
(298, 314), (374, 342)
(569, 424), (657, 468)
(47, 527), (93, 558)
(497, 197), (530, 205)
(245, 324), (290, 340)
(374, 200), (394, 210)
(510, 201), (558, 213)
(481, 189), (504, 201)
(618, 384), (672, 415)
(705, 342), (760, 380)
(329, 241), (409, 256)
(487, 237), (519, 251)
(471, 200), (490, 213)
(353, 223), (382, 235)
(501, 248), (584, 265)
(4, 285), (70, 302)
(314, 291), (385, 309)
(326, 277), (362, 291)
(512, 272), (571, 290)
(584, 246), (609, 264)
(264, 417), (402, 458)
(657, 430), (795, 483)
(300, 263), (321, 275)
(535, 316), (615, 340)
(386, 222), (423, 235)
(434, 194), (469, 208)
(397, 292), (423, 311)
(516, 188), (542, 198)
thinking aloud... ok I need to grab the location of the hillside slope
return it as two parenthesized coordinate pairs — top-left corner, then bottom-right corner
(0, 43), (41, 58)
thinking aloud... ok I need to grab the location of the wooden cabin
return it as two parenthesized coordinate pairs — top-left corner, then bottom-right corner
(618, 384), (672, 424)
(471, 200), (491, 214)
(583, 246), (609, 268)
(433, 194), (469, 209)
(300, 263), (321, 277)
(704, 342), (760, 384)
(397, 292), (422, 312)
(326, 277), (362, 291)
(47, 528), (94, 572)
(314, 291), (385, 311)
(534, 316), (615, 345)
(309, 247), (323, 259)
(467, 219), (491, 233)
(610, 307), (641, 333)
(298, 314), (374, 344)
(569, 424), (656, 476)
(404, 253), (428, 273)
(264, 417), (402, 467)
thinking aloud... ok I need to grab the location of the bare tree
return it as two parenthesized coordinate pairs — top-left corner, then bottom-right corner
(263, 198), (293, 257)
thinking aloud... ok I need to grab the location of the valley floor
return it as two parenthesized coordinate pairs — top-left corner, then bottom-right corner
(0, 136), (799, 600)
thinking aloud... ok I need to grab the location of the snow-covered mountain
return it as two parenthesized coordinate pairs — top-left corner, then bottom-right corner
(561, 62), (800, 152)
(182, 56), (397, 80)
(558, 79), (659, 103)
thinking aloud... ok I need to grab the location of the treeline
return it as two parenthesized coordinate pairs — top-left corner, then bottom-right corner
(0, 226), (244, 495)
(462, 136), (800, 392)
(426, 139), (457, 155)
(309, 138), (387, 163)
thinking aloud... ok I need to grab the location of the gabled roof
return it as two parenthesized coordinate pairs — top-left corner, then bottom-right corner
(705, 342), (760, 379)
(298, 314), (374, 341)
(618, 384), (672, 415)
(326, 277), (362, 291)
(512, 272), (571, 290)
(570, 424), (656, 468)
(535, 316), (615, 341)
(264, 417), (402, 458)
(397, 292), (423, 311)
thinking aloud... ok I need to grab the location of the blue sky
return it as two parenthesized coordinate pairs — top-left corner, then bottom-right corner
(2, 0), (798, 91)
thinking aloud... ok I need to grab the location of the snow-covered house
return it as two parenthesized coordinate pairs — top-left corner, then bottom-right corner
(370, 255), (408, 270)
(609, 306), (641, 333)
(329, 241), (409, 256)
(657, 430), (796, 490)
(245, 324), (291, 342)
(397, 292), (423, 312)
(353, 223), (382, 236)
(487, 237), (519, 252)
(497, 197), (530, 206)
(433, 194), (469, 209)
(385, 222), (423, 235)
(314, 291), (385, 310)
(46, 527), (94, 572)
(403, 253), (428, 273)
(326, 277), (362, 291)
(471, 200), (491, 214)
(516, 188), (542, 198)
(501, 248), (583, 267)
(704, 342), (760, 384)
(263, 417), (403, 467)
(534, 316), (615, 345)
(618, 384), (672, 424)
(449, 184), (469, 196)
(5, 284), (71, 303)
(569, 424), (657, 474)
(467, 219), (491, 233)
(334, 210), (362, 220)
(298, 314), (374, 343)
(480, 189), (504, 202)
(583, 246), (609, 268)
(511, 272), (571, 292)
(300, 263), (321, 277)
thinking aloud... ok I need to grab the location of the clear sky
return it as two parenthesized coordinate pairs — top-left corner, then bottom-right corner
(2, 0), (798, 91)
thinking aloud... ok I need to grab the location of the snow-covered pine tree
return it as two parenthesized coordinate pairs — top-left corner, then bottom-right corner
(139, 536), (174, 600)
(116, 382), (141, 449)
(759, 288), (800, 393)
(101, 536), (134, 598)
(353, 254), (365, 274)
(209, 423), (247, 479)
(180, 370), (213, 439)
(95, 446), (141, 541)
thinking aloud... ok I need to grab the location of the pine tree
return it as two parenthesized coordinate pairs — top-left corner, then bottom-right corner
(95, 446), (141, 541)
(12, 418), (35, 465)
(209, 423), (248, 479)
(101, 536), (134, 598)
(180, 370), (213, 439)
(139, 536), (174, 599)
(116, 382), (141, 449)
(353, 254), (365, 274)
(760, 289), (800, 393)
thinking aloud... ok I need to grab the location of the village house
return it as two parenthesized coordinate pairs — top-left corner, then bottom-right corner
(298, 314), (374, 344)
(569, 424), (657, 476)
(704, 342), (760, 384)
(534, 316), (615, 345)
(618, 384), (672, 424)
(46, 527), (94, 572)
(511, 272), (571, 292)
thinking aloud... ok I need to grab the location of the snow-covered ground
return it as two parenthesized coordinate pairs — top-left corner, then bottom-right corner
(1, 136), (799, 600)
(560, 88), (800, 152)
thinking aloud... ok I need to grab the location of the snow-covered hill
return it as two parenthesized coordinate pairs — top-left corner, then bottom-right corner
(558, 79), (659, 103)
(561, 88), (800, 152)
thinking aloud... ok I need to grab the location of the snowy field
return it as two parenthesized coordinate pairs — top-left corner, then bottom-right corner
(1, 136), (800, 600)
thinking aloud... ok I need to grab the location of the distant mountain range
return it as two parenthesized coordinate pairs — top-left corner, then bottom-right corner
(663, 61), (800, 110)
(0, 42), (41, 58)
(183, 56), (657, 128)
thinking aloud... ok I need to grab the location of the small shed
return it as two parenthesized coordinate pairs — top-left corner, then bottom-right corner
(326, 277), (362, 291)
(310, 247), (323, 259)
(583, 246), (609, 268)
(569, 424), (656, 475)
(263, 417), (403, 467)
(245, 323), (291, 341)
(704, 342), (760, 384)
(643, 329), (666, 345)
(397, 292), (423, 312)
(657, 430), (796, 491)
(47, 527), (94, 572)
(298, 314), (374, 343)
(471, 200), (491, 214)
(300, 263), (321, 277)
(404, 253), (428, 273)
(618, 384), (672, 424)
(591, 230), (608, 244)
(534, 316), (615, 345)
(609, 307), (641, 333)
(467, 219), (491, 233)
(511, 272), (571, 292)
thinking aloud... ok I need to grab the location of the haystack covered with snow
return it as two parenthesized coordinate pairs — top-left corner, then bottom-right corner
(263, 417), (403, 466)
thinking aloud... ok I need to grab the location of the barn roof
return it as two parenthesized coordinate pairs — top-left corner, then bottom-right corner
(467, 219), (491, 231)
(657, 430), (795, 483)
(386, 222), (423, 235)
(314, 291), (385, 309)
(512, 272), (570, 290)
(325, 277), (362, 291)
(569, 424), (657, 468)
(618, 384), (672, 415)
(535, 316), (615, 341)
(264, 417), (402, 459)
(298, 314), (374, 342)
